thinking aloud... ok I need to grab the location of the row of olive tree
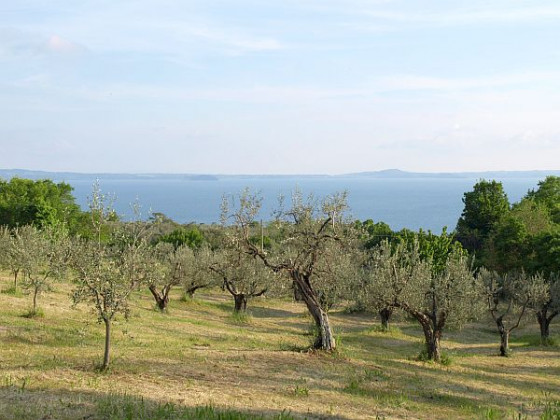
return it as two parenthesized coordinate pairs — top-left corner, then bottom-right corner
(0, 224), (71, 314)
(220, 189), (558, 360)
(454, 176), (560, 345)
(1, 180), (558, 369)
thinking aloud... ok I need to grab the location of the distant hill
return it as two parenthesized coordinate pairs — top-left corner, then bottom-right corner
(1, 168), (559, 181)
(0, 169), (219, 181)
(344, 168), (560, 179)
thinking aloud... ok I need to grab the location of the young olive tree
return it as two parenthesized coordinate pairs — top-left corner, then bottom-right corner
(528, 232), (560, 343)
(365, 240), (481, 361)
(483, 270), (548, 356)
(209, 245), (276, 313)
(0, 227), (12, 282)
(535, 273), (560, 344)
(0, 226), (26, 291)
(147, 242), (176, 311)
(11, 225), (71, 314)
(147, 243), (214, 310)
(222, 189), (352, 350)
(181, 246), (215, 299)
(71, 184), (153, 370)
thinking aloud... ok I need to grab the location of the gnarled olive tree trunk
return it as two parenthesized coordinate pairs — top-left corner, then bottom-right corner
(13, 269), (19, 290)
(404, 306), (445, 362)
(495, 316), (510, 356)
(295, 273), (336, 350)
(379, 307), (393, 331)
(102, 317), (112, 371)
(149, 284), (171, 311)
(184, 283), (206, 299)
(292, 281), (304, 302)
(536, 307), (558, 345)
(233, 294), (248, 312)
(416, 315), (441, 361)
(32, 286), (39, 312)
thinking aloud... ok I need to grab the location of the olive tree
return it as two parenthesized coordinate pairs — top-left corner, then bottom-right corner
(181, 246), (215, 299)
(0, 226), (26, 291)
(71, 184), (152, 370)
(147, 242), (178, 311)
(11, 225), (71, 314)
(209, 244), (277, 313)
(527, 232), (560, 343)
(148, 243), (214, 310)
(0, 227), (13, 284)
(222, 189), (353, 350)
(364, 239), (481, 361)
(483, 270), (548, 356)
(534, 274), (560, 344)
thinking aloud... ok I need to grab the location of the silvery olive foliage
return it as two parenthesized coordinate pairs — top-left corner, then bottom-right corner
(208, 229), (284, 312)
(148, 242), (215, 310)
(221, 188), (356, 350)
(363, 240), (481, 361)
(70, 183), (153, 370)
(12, 225), (71, 313)
(482, 269), (548, 355)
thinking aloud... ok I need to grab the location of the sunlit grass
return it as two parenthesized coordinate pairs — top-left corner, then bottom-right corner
(0, 271), (559, 419)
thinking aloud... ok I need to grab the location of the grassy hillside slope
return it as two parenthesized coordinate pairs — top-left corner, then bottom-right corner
(1, 273), (559, 419)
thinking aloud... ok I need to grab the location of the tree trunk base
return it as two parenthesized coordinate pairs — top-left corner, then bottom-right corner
(499, 332), (510, 357)
(537, 311), (553, 346)
(101, 319), (111, 370)
(379, 307), (393, 331)
(233, 294), (248, 313)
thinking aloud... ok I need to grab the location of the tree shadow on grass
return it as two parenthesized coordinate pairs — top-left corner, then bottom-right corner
(250, 305), (301, 319)
(376, 354), (560, 412)
(0, 386), (352, 420)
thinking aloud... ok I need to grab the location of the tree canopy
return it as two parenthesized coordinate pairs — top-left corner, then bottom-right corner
(0, 178), (82, 230)
(455, 180), (510, 257)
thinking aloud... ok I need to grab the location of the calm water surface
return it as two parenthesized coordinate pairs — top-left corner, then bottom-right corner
(66, 177), (543, 232)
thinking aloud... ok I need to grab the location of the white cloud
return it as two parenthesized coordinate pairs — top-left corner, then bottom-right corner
(375, 72), (560, 92)
(363, 5), (560, 26)
(184, 25), (284, 53)
(0, 28), (86, 57)
(46, 34), (85, 54)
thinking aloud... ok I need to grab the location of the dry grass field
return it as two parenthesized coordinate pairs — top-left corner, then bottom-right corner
(1, 272), (559, 420)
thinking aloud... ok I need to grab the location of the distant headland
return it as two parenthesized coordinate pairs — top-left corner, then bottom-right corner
(1, 168), (559, 182)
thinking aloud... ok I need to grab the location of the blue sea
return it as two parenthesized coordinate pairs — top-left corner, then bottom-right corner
(64, 176), (545, 232)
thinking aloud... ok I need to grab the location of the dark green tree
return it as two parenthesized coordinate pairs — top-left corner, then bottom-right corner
(526, 176), (560, 224)
(157, 227), (204, 250)
(455, 180), (510, 256)
(0, 178), (82, 230)
(360, 219), (394, 249)
(485, 216), (529, 273)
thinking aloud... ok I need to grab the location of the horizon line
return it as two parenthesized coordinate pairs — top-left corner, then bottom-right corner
(2, 167), (560, 178)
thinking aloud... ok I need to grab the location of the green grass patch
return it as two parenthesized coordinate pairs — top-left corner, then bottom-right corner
(228, 311), (252, 324)
(1, 274), (560, 420)
(97, 393), (298, 420)
(22, 307), (45, 319)
(1, 285), (24, 297)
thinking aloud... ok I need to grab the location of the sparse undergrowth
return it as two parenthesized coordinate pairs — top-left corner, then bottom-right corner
(97, 393), (298, 420)
(0, 273), (559, 420)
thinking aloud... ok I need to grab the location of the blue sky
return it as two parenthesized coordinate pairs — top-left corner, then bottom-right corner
(1, 0), (559, 174)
